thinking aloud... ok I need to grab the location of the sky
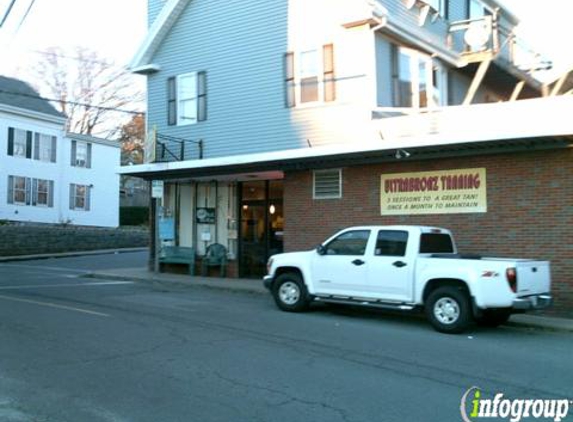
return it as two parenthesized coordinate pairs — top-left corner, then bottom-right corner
(0, 0), (572, 85)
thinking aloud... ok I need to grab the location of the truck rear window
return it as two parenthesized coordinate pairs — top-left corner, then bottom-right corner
(420, 233), (454, 254)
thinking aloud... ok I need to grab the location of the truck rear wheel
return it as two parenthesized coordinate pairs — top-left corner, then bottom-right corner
(475, 309), (511, 327)
(425, 286), (471, 334)
(272, 273), (310, 312)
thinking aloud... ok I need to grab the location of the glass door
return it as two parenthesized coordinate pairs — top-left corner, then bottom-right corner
(239, 180), (283, 278)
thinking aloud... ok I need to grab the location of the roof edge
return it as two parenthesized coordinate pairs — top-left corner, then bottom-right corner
(129, 0), (192, 71)
(66, 132), (121, 148)
(0, 103), (67, 125)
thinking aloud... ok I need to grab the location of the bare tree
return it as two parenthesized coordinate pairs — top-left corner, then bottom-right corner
(32, 46), (144, 137)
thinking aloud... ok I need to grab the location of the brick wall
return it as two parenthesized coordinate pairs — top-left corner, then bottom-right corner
(284, 148), (573, 316)
(0, 223), (149, 257)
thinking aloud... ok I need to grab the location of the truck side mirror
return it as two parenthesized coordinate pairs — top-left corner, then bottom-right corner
(316, 245), (326, 255)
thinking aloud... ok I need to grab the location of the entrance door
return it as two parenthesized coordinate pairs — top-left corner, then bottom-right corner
(239, 180), (283, 278)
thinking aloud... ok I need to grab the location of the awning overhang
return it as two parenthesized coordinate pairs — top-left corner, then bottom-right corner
(119, 134), (572, 182)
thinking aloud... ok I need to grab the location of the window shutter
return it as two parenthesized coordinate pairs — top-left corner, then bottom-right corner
(313, 169), (342, 199)
(32, 178), (38, 206)
(33, 133), (40, 160)
(7, 127), (14, 156)
(51, 136), (57, 163)
(167, 77), (177, 126)
(284, 52), (296, 108)
(69, 184), (75, 210)
(48, 180), (54, 208)
(25, 177), (31, 205)
(85, 186), (91, 211)
(71, 140), (77, 166)
(7, 176), (14, 204)
(86, 143), (92, 168)
(323, 44), (336, 102)
(25, 131), (32, 159)
(198, 71), (207, 122)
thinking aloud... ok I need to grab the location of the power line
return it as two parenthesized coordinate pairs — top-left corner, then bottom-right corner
(0, 0), (17, 27)
(14, 0), (35, 33)
(0, 88), (145, 116)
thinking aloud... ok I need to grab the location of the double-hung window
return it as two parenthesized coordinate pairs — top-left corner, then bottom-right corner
(285, 44), (336, 107)
(70, 183), (91, 211)
(32, 179), (54, 207)
(10, 176), (28, 204)
(71, 141), (92, 168)
(34, 133), (57, 162)
(7, 128), (31, 158)
(167, 71), (207, 126)
(7, 176), (54, 207)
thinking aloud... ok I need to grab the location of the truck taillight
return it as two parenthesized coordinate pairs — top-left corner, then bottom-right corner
(506, 267), (517, 293)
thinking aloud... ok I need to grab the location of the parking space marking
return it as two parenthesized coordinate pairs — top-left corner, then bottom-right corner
(0, 281), (134, 290)
(0, 294), (110, 317)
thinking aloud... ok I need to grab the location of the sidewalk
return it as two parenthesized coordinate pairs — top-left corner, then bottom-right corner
(0, 247), (148, 262)
(84, 266), (573, 333)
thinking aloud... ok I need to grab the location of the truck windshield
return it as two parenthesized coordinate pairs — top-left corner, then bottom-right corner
(420, 233), (454, 253)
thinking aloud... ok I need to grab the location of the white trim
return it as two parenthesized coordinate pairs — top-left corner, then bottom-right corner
(119, 96), (573, 177)
(383, 21), (463, 68)
(0, 104), (66, 125)
(131, 64), (162, 75)
(130, 0), (192, 71)
(176, 72), (198, 126)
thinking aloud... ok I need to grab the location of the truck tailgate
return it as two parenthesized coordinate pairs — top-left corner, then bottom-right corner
(516, 261), (551, 296)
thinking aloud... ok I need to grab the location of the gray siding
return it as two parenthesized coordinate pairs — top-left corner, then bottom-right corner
(148, 0), (163, 27)
(148, 0), (301, 160)
(147, 0), (376, 161)
(383, 0), (450, 52)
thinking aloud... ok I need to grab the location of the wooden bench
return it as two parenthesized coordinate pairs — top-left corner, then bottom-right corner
(159, 246), (196, 275)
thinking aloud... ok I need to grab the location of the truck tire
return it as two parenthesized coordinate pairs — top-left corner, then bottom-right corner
(272, 273), (310, 312)
(425, 286), (471, 334)
(475, 309), (511, 327)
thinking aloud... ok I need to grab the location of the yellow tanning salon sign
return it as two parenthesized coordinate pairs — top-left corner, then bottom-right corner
(380, 168), (487, 215)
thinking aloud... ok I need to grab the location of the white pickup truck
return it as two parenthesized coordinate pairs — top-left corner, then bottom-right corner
(263, 226), (552, 333)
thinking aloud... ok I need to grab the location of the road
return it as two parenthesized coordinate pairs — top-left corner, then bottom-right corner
(0, 252), (571, 422)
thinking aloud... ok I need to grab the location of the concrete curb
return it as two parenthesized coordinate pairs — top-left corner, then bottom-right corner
(82, 271), (267, 295)
(83, 270), (573, 333)
(0, 248), (149, 263)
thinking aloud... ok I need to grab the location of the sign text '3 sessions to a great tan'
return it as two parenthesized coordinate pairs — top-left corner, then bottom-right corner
(380, 168), (487, 215)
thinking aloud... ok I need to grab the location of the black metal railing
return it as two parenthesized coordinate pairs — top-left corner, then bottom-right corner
(154, 133), (203, 162)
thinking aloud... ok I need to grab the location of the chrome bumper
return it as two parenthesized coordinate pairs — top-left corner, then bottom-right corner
(263, 275), (273, 290)
(513, 294), (553, 311)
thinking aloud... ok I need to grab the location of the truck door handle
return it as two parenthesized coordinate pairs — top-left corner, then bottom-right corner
(352, 259), (365, 266)
(393, 261), (407, 268)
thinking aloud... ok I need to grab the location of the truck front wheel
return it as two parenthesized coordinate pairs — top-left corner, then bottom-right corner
(425, 286), (471, 334)
(272, 273), (310, 312)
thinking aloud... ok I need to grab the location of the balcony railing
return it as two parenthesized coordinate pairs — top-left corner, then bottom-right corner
(374, 96), (573, 142)
(448, 16), (551, 73)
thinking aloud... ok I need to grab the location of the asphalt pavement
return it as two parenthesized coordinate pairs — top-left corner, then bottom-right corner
(0, 250), (571, 422)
